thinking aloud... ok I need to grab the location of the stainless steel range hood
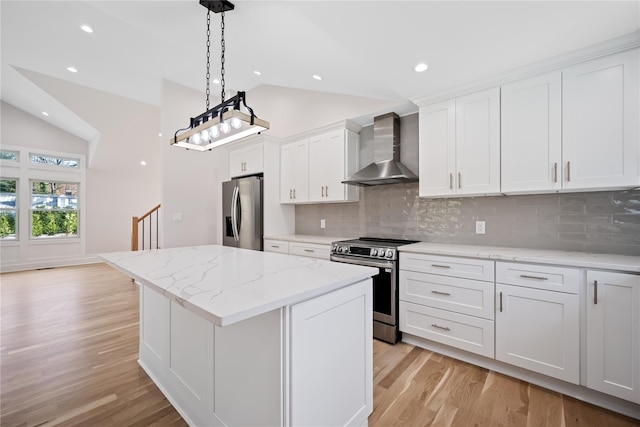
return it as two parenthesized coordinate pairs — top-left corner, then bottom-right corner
(342, 112), (418, 187)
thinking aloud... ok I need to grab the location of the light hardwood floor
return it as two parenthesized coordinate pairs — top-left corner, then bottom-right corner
(1, 263), (638, 426)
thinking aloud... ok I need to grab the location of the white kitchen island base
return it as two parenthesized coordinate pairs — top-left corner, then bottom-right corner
(139, 279), (372, 427)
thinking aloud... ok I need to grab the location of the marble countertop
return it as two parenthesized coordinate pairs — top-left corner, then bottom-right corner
(264, 234), (353, 245)
(101, 245), (377, 327)
(399, 242), (640, 273)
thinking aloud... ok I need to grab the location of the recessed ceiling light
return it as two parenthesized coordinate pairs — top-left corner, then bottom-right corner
(213, 78), (220, 85)
(80, 25), (93, 33)
(253, 70), (262, 76)
(67, 66), (78, 73)
(313, 75), (322, 81)
(140, 160), (147, 166)
(414, 63), (429, 73)
(158, 132), (162, 137)
(42, 112), (49, 116)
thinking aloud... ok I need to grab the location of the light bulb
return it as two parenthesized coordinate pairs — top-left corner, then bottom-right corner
(220, 121), (231, 134)
(199, 130), (209, 143)
(230, 117), (243, 129)
(192, 132), (201, 145)
(209, 125), (220, 139)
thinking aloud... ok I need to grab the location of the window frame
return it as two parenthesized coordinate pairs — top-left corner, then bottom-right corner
(29, 180), (80, 240)
(0, 177), (19, 240)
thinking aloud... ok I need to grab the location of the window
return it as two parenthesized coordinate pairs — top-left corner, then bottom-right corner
(0, 179), (17, 239)
(30, 154), (79, 169)
(1, 150), (19, 162)
(31, 181), (78, 238)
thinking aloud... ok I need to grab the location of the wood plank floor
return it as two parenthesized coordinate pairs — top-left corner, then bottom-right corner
(1, 263), (638, 426)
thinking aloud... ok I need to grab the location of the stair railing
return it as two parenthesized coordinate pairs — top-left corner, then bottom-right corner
(131, 204), (161, 251)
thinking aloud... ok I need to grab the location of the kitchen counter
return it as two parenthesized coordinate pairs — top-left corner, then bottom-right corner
(101, 245), (375, 427)
(101, 244), (375, 326)
(399, 242), (640, 273)
(264, 234), (352, 245)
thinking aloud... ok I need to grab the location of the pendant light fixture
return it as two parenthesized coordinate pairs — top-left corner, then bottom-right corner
(171, 0), (269, 151)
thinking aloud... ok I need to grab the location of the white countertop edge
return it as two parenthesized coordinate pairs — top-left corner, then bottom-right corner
(102, 257), (376, 327)
(264, 235), (353, 245)
(399, 243), (640, 273)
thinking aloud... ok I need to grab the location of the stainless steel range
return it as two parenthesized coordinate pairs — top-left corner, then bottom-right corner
(330, 237), (418, 344)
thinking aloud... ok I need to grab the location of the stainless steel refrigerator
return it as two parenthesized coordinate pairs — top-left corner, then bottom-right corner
(222, 175), (263, 250)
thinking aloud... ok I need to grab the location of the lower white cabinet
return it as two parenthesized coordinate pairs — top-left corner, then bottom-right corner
(586, 270), (640, 403)
(495, 283), (580, 384)
(264, 238), (330, 260)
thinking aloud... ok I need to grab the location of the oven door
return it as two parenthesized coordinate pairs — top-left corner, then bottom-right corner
(330, 254), (397, 326)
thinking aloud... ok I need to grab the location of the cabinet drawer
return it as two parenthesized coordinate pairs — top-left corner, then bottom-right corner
(400, 271), (494, 320)
(496, 262), (579, 294)
(400, 253), (494, 282)
(289, 242), (330, 260)
(264, 239), (289, 254)
(400, 301), (495, 358)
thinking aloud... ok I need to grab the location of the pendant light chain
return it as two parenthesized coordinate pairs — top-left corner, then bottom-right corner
(205, 10), (211, 111)
(220, 11), (226, 103)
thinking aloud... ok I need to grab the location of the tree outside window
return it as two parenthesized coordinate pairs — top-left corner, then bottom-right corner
(0, 179), (17, 239)
(31, 181), (78, 238)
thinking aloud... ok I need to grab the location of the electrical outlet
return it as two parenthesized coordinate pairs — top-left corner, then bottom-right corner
(320, 219), (326, 229)
(475, 220), (486, 235)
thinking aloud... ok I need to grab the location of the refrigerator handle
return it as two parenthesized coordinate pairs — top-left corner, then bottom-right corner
(231, 186), (240, 241)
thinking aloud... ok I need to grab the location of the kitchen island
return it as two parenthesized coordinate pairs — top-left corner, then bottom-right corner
(101, 245), (377, 427)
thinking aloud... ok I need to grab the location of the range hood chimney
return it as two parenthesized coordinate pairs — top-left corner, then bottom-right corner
(342, 112), (418, 186)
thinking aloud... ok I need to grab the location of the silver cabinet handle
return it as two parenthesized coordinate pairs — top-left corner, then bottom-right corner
(289, 189), (292, 199)
(519, 274), (548, 280)
(499, 291), (503, 312)
(449, 173), (453, 189)
(304, 249), (315, 253)
(270, 245), (280, 249)
(431, 264), (451, 269)
(458, 172), (461, 189)
(594, 280), (598, 305)
(325, 186), (328, 197)
(431, 324), (451, 331)
(567, 161), (571, 182)
(293, 188), (296, 199)
(431, 290), (451, 296)
(553, 162), (558, 183)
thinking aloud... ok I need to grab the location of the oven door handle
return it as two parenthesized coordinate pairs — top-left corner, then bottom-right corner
(330, 255), (394, 269)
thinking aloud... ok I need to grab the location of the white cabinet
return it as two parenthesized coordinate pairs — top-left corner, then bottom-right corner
(308, 129), (359, 203)
(230, 143), (263, 178)
(586, 270), (640, 403)
(495, 282), (580, 384)
(281, 128), (359, 205)
(419, 87), (501, 197)
(501, 71), (562, 193)
(563, 49), (640, 190)
(280, 140), (309, 203)
(399, 253), (496, 358)
(264, 238), (330, 260)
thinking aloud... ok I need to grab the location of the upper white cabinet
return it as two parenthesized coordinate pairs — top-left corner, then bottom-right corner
(586, 270), (640, 404)
(230, 142), (263, 178)
(280, 140), (309, 203)
(563, 49), (639, 190)
(501, 71), (562, 193)
(419, 87), (501, 197)
(281, 126), (359, 205)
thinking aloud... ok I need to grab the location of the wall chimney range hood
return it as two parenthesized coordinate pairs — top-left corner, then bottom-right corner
(342, 112), (418, 187)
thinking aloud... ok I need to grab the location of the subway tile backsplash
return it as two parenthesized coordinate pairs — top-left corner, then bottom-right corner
(295, 184), (640, 256)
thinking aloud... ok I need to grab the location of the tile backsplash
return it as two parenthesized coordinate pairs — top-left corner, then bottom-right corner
(295, 185), (640, 256)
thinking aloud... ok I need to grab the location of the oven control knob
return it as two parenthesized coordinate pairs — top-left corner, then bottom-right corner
(378, 250), (385, 258)
(340, 246), (349, 254)
(371, 249), (377, 256)
(386, 249), (394, 258)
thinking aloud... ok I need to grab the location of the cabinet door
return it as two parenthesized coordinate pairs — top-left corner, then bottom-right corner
(308, 134), (327, 202)
(280, 140), (308, 204)
(241, 144), (264, 176)
(419, 99), (456, 197)
(495, 284), (579, 384)
(455, 87), (501, 195)
(501, 71), (562, 193)
(229, 148), (245, 178)
(322, 130), (347, 202)
(563, 49), (640, 190)
(586, 271), (640, 403)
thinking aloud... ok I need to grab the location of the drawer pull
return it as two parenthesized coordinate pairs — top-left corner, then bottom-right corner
(431, 264), (451, 269)
(519, 274), (548, 280)
(431, 290), (451, 296)
(304, 249), (315, 253)
(594, 280), (598, 305)
(499, 291), (503, 312)
(431, 324), (451, 332)
(270, 245), (280, 249)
